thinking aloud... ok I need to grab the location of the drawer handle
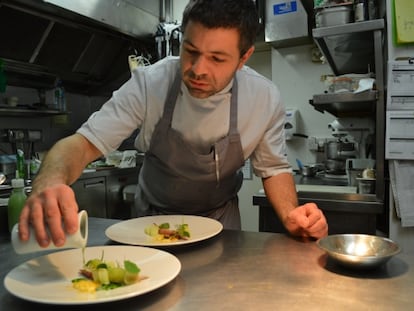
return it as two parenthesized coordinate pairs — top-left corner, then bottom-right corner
(84, 181), (104, 188)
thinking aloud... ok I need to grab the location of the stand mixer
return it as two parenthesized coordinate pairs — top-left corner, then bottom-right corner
(325, 118), (375, 177)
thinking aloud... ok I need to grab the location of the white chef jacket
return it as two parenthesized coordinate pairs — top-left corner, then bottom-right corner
(77, 56), (292, 178)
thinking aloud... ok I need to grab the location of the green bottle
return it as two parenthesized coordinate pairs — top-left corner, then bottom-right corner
(7, 178), (27, 232)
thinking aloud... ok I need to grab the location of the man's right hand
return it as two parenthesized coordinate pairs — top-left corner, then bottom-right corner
(18, 184), (79, 248)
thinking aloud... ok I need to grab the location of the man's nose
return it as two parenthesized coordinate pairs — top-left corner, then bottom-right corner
(192, 56), (208, 76)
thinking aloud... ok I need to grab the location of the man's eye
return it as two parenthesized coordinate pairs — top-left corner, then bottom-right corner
(184, 48), (198, 56)
(212, 57), (225, 63)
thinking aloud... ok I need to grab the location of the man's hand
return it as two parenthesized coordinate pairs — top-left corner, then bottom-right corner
(18, 184), (79, 248)
(17, 133), (102, 249)
(284, 203), (328, 239)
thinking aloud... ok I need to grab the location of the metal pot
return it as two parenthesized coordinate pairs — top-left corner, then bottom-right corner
(326, 141), (356, 160)
(301, 165), (318, 177)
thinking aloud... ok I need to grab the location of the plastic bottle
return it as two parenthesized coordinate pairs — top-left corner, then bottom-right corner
(53, 79), (66, 111)
(0, 58), (7, 93)
(354, 0), (368, 22)
(16, 149), (25, 180)
(7, 178), (27, 232)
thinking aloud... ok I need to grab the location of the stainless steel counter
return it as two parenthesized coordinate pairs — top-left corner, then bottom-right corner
(1, 217), (413, 310)
(254, 173), (385, 235)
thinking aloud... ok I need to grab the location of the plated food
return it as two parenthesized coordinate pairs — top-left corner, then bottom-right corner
(105, 215), (223, 247)
(72, 252), (143, 293)
(144, 221), (190, 242)
(4, 245), (181, 305)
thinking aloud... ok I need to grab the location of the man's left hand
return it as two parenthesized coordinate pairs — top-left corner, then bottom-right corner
(284, 203), (328, 239)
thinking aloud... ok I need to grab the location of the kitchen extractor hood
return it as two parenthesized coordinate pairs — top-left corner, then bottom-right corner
(0, 0), (169, 96)
(43, 0), (167, 38)
(264, 0), (313, 48)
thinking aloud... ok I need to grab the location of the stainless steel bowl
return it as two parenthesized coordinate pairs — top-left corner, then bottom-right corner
(317, 234), (401, 269)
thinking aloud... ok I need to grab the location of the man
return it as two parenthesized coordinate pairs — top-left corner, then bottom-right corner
(19, 0), (328, 248)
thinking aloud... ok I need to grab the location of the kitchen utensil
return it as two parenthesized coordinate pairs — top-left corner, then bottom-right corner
(296, 158), (304, 171)
(317, 234), (401, 269)
(11, 210), (88, 254)
(357, 177), (375, 194)
(0, 172), (6, 185)
(301, 165), (318, 177)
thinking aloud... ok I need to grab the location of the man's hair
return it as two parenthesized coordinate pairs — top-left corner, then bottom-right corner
(181, 0), (260, 56)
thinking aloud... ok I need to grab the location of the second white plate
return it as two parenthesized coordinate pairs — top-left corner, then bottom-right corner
(105, 215), (223, 246)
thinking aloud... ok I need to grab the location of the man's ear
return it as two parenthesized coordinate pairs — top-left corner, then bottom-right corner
(238, 46), (255, 69)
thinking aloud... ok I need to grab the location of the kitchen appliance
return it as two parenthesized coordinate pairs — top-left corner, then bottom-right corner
(0, 155), (16, 182)
(325, 139), (357, 176)
(328, 118), (375, 138)
(0, 0), (168, 95)
(324, 117), (375, 176)
(1, 129), (42, 158)
(0, 129), (42, 181)
(264, 0), (312, 48)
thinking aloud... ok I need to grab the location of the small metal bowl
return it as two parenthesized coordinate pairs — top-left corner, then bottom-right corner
(317, 234), (401, 269)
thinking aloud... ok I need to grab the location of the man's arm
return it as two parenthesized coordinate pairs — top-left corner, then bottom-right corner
(33, 133), (102, 188)
(262, 172), (328, 239)
(262, 172), (298, 224)
(18, 133), (103, 247)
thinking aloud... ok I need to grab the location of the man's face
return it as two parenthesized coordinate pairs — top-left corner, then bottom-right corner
(180, 21), (253, 99)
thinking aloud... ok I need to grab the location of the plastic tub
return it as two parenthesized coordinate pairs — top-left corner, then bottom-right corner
(317, 6), (352, 27)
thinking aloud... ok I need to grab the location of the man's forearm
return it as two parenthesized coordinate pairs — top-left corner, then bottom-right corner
(262, 172), (298, 226)
(32, 134), (102, 191)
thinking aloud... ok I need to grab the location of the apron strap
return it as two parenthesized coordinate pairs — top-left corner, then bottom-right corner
(229, 77), (238, 135)
(163, 70), (182, 125)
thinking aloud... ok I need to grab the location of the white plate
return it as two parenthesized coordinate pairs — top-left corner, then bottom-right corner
(4, 245), (181, 305)
(105, 215), (223, 246)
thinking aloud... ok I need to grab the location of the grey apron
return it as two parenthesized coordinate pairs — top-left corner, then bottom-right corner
(135, 72), (245, 229)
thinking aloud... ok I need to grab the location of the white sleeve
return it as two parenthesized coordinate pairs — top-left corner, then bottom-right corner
(250, 87), (292, 178)
(76, 71), (147, 155)
(77, 57), (179, 155)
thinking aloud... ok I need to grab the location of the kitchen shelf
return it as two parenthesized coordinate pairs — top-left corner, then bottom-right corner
(310, 18), (386, 205)
(312, 19), (385, 75)
(310, 90), (378, 117)
(0, 107), (68, 117)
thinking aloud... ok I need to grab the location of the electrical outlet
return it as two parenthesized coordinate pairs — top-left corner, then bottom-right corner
(308, 136), (318, 151)
(27, 130), (42, 142)
(7, 129), (25, 142)
(308, 136), (329, 152)
(316, 138), (327, 152)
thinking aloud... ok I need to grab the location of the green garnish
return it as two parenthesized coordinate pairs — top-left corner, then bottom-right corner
(73, 255), (142, 292)
(124, 260), (140, 274)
